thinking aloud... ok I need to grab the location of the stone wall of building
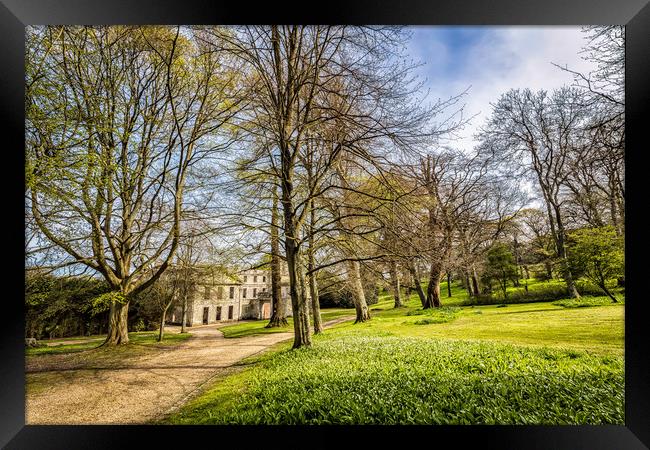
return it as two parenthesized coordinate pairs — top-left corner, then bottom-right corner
(167, 265), (294, 326)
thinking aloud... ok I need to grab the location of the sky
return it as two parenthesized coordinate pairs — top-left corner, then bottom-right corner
(405, 26), (599, 153)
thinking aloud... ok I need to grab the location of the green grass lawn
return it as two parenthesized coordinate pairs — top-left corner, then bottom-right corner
(162, 288), (625, 425)
(164, 332), (623, 425)
(26, 331), (191, 356)
(219, 307), (354, 338)
(349, 295), (624, 356)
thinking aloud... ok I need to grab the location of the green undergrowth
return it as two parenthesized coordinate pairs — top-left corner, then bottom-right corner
(553, 296), (624, 308)
(26, 331), (191, 356)
(406, 306), (462, 325)
(164, 332), (624, 425)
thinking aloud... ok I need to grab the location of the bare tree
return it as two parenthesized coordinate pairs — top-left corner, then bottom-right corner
(554, 26), (624, 236)
(25, 26), (241, 344)
(478, 87), (591, 298)
(204, 26), (457, 346)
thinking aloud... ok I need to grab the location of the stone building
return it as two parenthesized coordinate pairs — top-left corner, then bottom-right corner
(167, 264), (292, 327)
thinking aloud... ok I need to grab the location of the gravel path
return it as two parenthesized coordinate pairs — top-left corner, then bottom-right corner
(25, 317), (352, 424)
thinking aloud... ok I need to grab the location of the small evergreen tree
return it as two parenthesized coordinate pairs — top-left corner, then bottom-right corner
(483, 244), (520, 301)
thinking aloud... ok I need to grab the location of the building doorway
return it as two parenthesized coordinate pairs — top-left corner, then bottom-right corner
(216, 306), (222, 321)
(202, 307), (209, 325)
(262, 302), (270, 319)
(228, 305), (234, 320)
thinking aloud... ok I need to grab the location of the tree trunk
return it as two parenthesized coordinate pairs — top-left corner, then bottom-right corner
(308, 200), (323, 334)
(158, 302), (171, 342)
(553, 206), (580, 299)
(408, 263), (426, 307)
(266, 187), (288, 328)
(471, 265), (480, 296)
(404, 269), (412, 302)
(464, 272), (473, 297)
(512, 237), (521, 287)
(599, 283), (619, 303)
(446, 272), (452, 297)
(425, 263), (443, 308)
(389, 260), (402, 308)
(349, 260), (371, 323)
(309, 271), (323, 334)
(180, 295), (187, 333)
(285, 236), (312, 348)
(105, 299), (130, 345)
(544, 261), (553, 280)
(608, 176), (623, 236)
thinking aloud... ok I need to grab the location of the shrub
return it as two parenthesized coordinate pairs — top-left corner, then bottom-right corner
(408, 306), (461, 325)
(553, 296), (623, 308)
(319, 284), (378, 308)
(530, 265), (554, 282)
(462, 278), (618, 306)
(25, 272), (111, 339)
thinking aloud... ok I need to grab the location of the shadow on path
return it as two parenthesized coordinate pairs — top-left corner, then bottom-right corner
(25, 315), (353, 424)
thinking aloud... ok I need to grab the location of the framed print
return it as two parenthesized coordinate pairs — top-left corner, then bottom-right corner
(1, 0), (649, 448)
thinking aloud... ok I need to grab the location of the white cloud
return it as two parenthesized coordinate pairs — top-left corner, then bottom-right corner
(410, 26), (600, 153)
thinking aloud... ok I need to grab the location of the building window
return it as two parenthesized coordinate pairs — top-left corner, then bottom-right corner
(254, 275), (257, 283)
(229, 286), (235, 299)
(204, 286), (211, 300)
(217, 286), (223, 299)
(262, 287), (266, 293)
(244, 276), (247, 283)
(253, 288), (257, 298)
(228, 305), (234, 319)
(216, 306), (222, 320)
(263, 276), (266, 282)
(242, 288), (247, 298)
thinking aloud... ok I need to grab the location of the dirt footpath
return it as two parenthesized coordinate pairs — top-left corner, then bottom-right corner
(25, 317), (352, 424)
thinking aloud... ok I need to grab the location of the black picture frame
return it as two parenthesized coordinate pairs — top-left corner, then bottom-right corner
(1, 1), (648, 448)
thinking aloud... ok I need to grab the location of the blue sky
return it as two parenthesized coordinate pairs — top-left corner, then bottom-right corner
(405, 26), (598, 152)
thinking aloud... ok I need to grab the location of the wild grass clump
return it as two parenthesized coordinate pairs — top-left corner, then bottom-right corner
(166, 334), (624, 425)
(553, 296), (622, 308)
(405, 306), (462, 325)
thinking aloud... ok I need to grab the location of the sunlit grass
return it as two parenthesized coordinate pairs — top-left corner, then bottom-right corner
(164, 332), (623, 425)
(219, 308), (354, 338)
(26, 331), (191, 356)
(162, 285), (624, 425)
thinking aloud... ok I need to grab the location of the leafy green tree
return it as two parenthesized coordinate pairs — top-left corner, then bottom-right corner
(483, 243), (519, 301)
(25, 272), (111, 339)
(567, 226), (623, 302)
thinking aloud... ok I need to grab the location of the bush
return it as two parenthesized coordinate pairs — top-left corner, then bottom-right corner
(319, 284), (378, 308)
(553, 296), (623, 308)
(25, 272), (166, 339)
(462, 279), (615, 306)
(25, 272), (111, 339)
(529, 265), (554, 282)
(408, 306), (461, 325)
